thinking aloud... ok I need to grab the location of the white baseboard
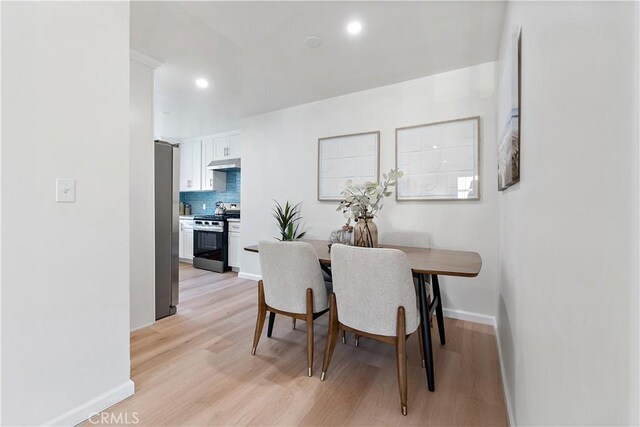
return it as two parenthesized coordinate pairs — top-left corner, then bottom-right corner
(238, 271), (261, 281)
(44, 379), (135, 426)
(443, 307), (496, 327)
(494, 324), (516, 427)
(130, 321), (154, 333)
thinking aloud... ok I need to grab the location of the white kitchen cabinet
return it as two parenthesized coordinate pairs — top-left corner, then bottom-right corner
(228, 221), (241, 269)
(213, 132), (241, 161)
(179, 139), (201, 191)
(201, 137), (228, 191)
(227, 132), (242, 159)
(184, 228), (194, 260)
(213, 135), (229, 160)
(179, 219), (194, 262)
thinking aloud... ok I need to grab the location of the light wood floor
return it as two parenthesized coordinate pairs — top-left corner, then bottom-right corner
(93, 264), (508, 426)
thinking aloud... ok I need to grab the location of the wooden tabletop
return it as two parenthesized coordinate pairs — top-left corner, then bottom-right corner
(244, 239), (482, 277)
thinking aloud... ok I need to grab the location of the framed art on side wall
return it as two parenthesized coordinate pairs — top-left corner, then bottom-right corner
(318, 131), (380, 201)
(395, 116), (480, 201)
(498, 27), (521, 190)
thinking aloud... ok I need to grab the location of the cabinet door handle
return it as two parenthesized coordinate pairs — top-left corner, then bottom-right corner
(210, 178), (213, 186)
(187, 180), (192, 187)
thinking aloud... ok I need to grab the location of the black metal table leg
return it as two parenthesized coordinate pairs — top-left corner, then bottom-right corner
(267, 312), (276, 338)
(417, 273), (435, 391)
(432, 274), (446, 345)
(320, 263), (332, 279)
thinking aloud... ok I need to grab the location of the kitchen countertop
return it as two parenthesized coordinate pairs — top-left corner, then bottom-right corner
(227, 218), (241, 222)
(179, 215), (195, 220)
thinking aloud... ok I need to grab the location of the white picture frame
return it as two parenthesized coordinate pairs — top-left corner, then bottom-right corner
(318, 131), (380, 201)
(395, 117), (480, 201)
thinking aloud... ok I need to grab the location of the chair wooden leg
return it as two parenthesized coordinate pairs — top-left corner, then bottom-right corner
(417, 322), (425, 368)
(267, 312), (276, 338)
(321, 293), (339, 381)
(252, 280), (267, 355)
(427, 294), (433, 328)
(306, 288), (314, 377)
(292, 318), (296, 330)
(396, 306), (408, 416)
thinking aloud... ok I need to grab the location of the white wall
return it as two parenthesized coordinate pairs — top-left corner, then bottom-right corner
(496, 2), (639, 425)
(0, 2), (4, 422)
(130, 57), (157, 331)
(1, 2), (133, 425)
(240, 62), (499, 318)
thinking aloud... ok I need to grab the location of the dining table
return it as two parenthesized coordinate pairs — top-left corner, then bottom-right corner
(244, 239), (482, 392)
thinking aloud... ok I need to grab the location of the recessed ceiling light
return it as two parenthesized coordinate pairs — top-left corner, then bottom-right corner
(305, 35), (322, 48)
(347, 21), (362, 35)
(195, 78), (209, 88)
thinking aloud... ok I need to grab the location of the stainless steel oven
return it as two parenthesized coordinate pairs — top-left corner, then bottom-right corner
(193, 217), (229, 273)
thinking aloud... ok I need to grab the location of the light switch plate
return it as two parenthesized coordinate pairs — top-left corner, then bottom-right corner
(56, 178), (76, 203)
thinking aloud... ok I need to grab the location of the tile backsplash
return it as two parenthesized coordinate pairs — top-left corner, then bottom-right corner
(180, 170), (240, 215)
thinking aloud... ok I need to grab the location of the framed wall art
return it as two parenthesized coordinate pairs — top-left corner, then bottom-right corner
(498, 27), (521, 190)
(395, 117), (480, 201)
(318, 131), (380, 201)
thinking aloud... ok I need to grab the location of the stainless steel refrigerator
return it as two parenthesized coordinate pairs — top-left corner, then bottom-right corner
(154, 140), (179, 319)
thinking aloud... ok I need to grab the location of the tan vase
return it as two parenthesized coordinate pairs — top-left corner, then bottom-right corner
(354, 216), (378, 248)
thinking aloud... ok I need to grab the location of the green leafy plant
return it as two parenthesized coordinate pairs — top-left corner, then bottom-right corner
(273, 200), (307, 241)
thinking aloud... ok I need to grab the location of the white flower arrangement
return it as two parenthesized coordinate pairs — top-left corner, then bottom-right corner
(336, 169), (403, 221)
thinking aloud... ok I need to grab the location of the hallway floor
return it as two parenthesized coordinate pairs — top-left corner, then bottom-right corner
(91, 264), (507, 426)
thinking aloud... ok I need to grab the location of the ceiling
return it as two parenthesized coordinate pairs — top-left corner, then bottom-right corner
(130, 1), (506, 139)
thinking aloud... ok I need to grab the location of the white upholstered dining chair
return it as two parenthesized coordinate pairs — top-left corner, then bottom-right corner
(252, 240), (330, 377)
(321, 244), (423, 416)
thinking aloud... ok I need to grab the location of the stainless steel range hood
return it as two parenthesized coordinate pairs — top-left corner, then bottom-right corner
(207, 158), (241, 170)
